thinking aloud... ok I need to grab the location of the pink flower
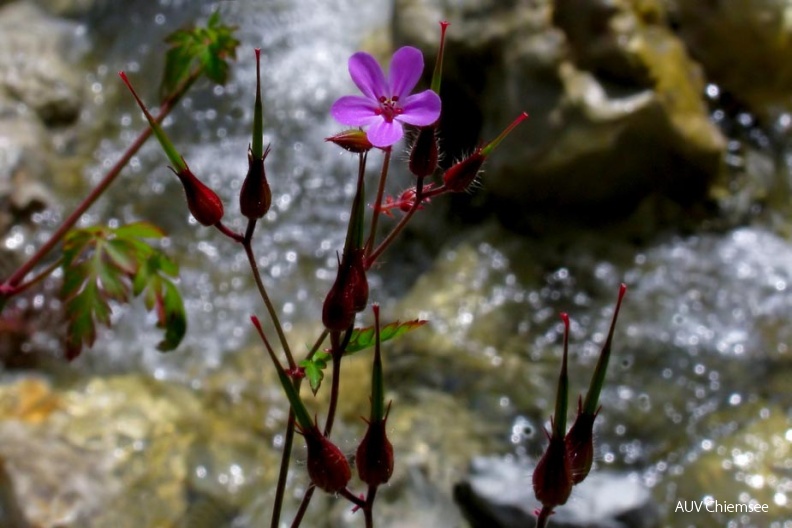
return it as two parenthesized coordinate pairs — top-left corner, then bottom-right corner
(331, 46), (441, 148)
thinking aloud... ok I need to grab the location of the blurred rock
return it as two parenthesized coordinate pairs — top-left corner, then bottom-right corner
(393, 0), (725, 228)
(455, 456), (660, 528)
(668, 0), (792, 117)
(0, 1), (85, 125)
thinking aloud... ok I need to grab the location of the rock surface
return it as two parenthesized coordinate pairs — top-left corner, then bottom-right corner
(393, 0), (726, 227)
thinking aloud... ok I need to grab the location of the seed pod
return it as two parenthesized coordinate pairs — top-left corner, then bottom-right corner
(304, 428), (352, 493)
(172, 167), (224, 226)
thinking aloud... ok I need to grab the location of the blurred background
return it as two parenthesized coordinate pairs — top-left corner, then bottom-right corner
(1, 0), (791, 526)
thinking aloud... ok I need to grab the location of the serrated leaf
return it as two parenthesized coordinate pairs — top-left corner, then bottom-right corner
(159, 13), (239, 100)
(60, 222), (184, 359)
(298, 351), (331, 394)
(344, 319), (427, 355)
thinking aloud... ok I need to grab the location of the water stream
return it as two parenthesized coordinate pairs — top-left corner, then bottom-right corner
(2, 0), (792, 526)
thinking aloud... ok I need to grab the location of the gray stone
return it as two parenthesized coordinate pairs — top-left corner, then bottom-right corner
(0, 1), (86, 125)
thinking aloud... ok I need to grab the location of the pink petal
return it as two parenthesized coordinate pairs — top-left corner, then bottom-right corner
(397, 90), (441, 126)
(389, 46), (424, 100)
(367, 119), (403, 148)
(348, 52), (388, 101)
(331, 95), (381, 127)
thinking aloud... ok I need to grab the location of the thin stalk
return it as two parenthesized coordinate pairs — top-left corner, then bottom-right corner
(243, 240), (295, 368)
(536, 505), (553, 528)
(214, 220), (244, 243)
(7, 258), (63, 296)
(365, 175), (425, 269)
(364, 485), (378, 528)
(289, 484), (316, 528)
(1, 69), (202, 296)
(364, 148), (391, 259)
(323, 328), (352, 436)
(272, 409), (297, 528)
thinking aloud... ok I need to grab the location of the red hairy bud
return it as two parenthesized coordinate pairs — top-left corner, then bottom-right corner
(409, 125), (438, 177)
(356, 417), (394, 486)
(303, 428), (351, 493)
(172, 167), (224, 226)
(532, 434), (572, 508)
(240, 145), (272, 219)
(565, 399), (597, 485)
(442, 152), (485, 192)
(326, 129), (373, 153)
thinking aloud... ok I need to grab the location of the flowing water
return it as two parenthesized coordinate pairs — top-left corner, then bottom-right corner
(2, 0), (792, 526)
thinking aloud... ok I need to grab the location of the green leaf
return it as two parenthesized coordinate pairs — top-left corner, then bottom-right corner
(114, 221), (165, 240)
(298, 351), (331, 395)
(344, 319), (428, 355)
(59, 222), (185, 359)
(159, 12), (239, 100)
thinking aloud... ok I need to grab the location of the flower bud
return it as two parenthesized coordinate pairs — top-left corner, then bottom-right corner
(322, 251), (368, 331)
(409, 125), (438, 177)
(442, 152), (485, 193)
(532, 434), (573, 508)
(171, 167), (224, 226)
(356, 417), (393, 486)
(565, 399), (597, 485)
(326, 129), (373, 153)
(240, 145), (272, 219)
(303, 427), (351, 493)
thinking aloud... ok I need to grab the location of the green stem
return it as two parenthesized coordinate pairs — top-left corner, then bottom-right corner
(364, 148), (391, 259)
(0, 68), (201, 300)
(273, 411), (297, 528)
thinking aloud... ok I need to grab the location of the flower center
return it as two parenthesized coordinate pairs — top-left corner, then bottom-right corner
(375, 95), (403, 123)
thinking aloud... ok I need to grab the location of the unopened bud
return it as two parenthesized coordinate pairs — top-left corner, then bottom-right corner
(172, 167), (224, 226)
(356, 417), (393, 486)
(565, 398), (597, 485)
(442, 152), (485, 193)
(532, 434), (573, 508)
(303, 427), (351, 493)
(409, 125), (438, 177)
(322, 251), (368, 331)
(326, 129), (373, 153)
(240, 145), (272, 219)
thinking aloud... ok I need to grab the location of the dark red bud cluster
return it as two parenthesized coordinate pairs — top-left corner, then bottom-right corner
(442, 151), (485, 192)
(303, 427), (351, 493)
(409, 125), (439, 178)
(172, 167), (224, 226)
(356, 417), (394, 487)
(532, 433), (573, 509)
(322, 249), (368, 332)
(240, 145), (272, 219)
(326, 129), (374, 153)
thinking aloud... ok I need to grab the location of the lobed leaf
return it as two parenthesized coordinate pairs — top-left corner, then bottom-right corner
(298, 351), (332, 394)
(344, 319), (428, 355)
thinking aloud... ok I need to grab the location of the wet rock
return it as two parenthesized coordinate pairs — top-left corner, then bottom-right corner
(392, 0), (725, 227)
(668, 0), (792, 117)
(455, 456), (660, 528)
(0, 1), (85, 125)
(0, 373), (281, 528)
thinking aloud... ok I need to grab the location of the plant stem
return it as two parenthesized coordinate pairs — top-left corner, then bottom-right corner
(243, 240), (295, 368)
(365, 175), (425, 269)
(289, 484), (316, 528)
(272, 409), (297, 528)
(536, 505), (553, 528)
(1, 69), (202, 299)
(364, 148), (391, 259)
